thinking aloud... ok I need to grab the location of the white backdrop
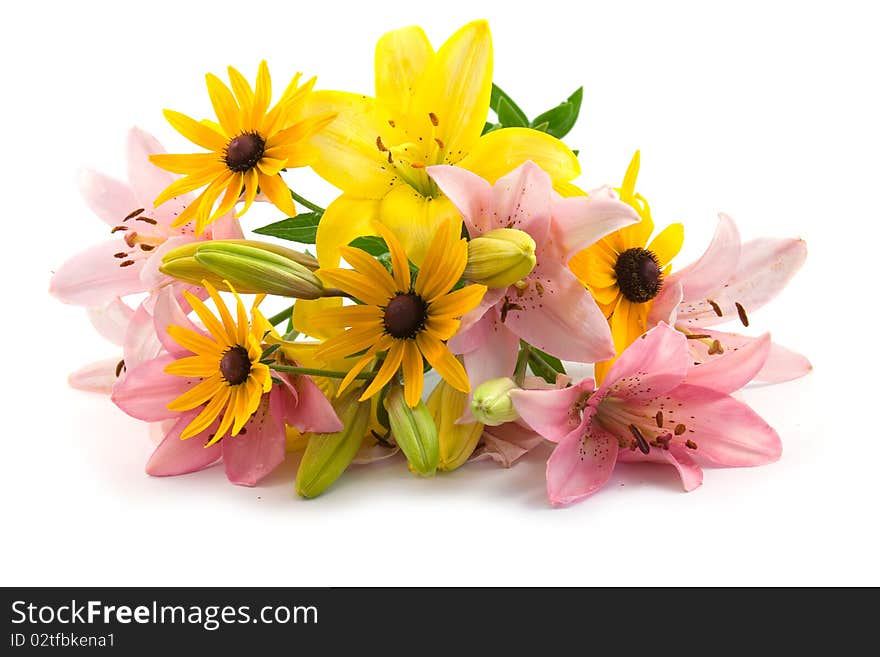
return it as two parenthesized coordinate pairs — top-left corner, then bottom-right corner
(2, 0), (876, 586)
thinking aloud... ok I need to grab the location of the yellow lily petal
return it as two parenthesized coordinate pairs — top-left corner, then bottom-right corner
(401, 340), (425, 407)
(413, 20), (492, 164)
(304, 90), (396, 197)
(458, 127), (580, 185)
(416, 333), (469, 393)
(375, 25), (434, 115)
(292, 297), (343, 340)
(162, 109), (228, 152)
(315, 195), (381, 267)
(256, 172), (297, 217)
(648, 222), (684, 268)
(378, 185), (459, 267)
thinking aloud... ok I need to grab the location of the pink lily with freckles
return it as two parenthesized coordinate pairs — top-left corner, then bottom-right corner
(112, 287), (342, 486)
(427, 161), (639, 388)
(510, 323), (782, 506)
(649, 213), (810, 383)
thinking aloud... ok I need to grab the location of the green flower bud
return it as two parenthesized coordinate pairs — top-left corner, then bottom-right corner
(464, 228), (536, 288)
(470, 377), (519, 426)
(384, 385), (439, 477)
(426, 380), (484, 472)
(295, 389), (371, 499)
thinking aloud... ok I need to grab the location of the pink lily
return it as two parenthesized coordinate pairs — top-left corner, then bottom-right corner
(510, 323), (781, 505)
(427, 161), (639, 389)
(111, 288), (342, 486)
(649, 213), (810, 383)
(49, 127), (242, 308)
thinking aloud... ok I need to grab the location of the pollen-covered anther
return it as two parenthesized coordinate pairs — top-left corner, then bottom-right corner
(674, 423), (686, 435)
(111, 225), (128, 234)
(124, 208), (145, 221)
(124, 232), (138, 248)
(513, 279), (529, 297)
(410, 162), (426, 169)
(685, 440), (698, 450)
(428, 112), (439, 126)
(708, 339), (724, 355)
(655, 410), (664, 428)
(614, 247), (662, 303)
(136, 216), (158, 225)
(629, 424), (651, 454)
(115, 360), (126, 377)
(708, 299), (723, 317)
(434, 137), (444, 149)
(376, 136), (387, 152)
(735, 301), (750, 327)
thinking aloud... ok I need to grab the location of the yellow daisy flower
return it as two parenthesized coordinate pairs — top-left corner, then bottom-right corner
(164, 281), (272, 443)
(150, 61), (334, 234)
(569, 151), (684, 382)
(311, 220), (486, 408)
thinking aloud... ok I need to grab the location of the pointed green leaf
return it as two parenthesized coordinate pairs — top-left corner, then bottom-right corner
(348, 235), (389, 257)
(490, 83), (529, 126)
(497, 96), (528, 128)
(531, 87), (584, 139)
(253, 211), (322, 244)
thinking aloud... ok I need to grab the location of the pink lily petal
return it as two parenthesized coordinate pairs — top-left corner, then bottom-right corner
(550, 186), (640, 260)
(677, 238), (807, 327)
(207, 211), (244, 240)
(127, 127), (177, 213)
(77, 169), (138, 227)
(488, 161), (552, 243)
(647, 279), (683, 326)
(460, 314), (520, 386)
(666, 384), (782, 466)
(146, 410), (223, 476)
(426, 165), (493, 236)
(667, 213), (741, 301)
(49, 239), (145, 306)
(510, 378), (594, 443)
(686, 327), (812, 384)
(471, 421), (545, 468)
(504, 259), (615, 363)
(123, 302), (164, 370)
(684, 332), (771, 394)
(456, 287), (506, 336)
(617, 444), (704, 491)
(87, 298), (134, 346)
(283, 374), (344, 434)
(152, 286), (203, 357)
(546, 424), (619, 506)
(222, 394), (286, 486)
(600, 323), (689, 401)
(111, 354), (196, 421)
(68, 358), (122, 394)
(353, 442), (400, 464)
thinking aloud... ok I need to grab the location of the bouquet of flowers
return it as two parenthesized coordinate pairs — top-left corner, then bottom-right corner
(50, 20), (809, 506)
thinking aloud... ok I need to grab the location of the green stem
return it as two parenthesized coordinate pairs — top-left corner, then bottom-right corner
(267, 304), (295, 326)
(270, 363), (374, 381)
(290, 190), (325, 214)
(513, 342), (531, 386)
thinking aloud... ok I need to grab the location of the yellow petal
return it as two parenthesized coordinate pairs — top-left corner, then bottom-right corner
(264, 74), (312, 136)
(150, 153), (222, 175)
(315, 195), (381, 267)
(336, 352), (375, 397)
(166, 324), (222, 357)
(373, 223), (410, 291)
(154, 165), (225, 208)
(359, 339), (405, 400)
(317, 268), (392, 307)
(317, 324), (386, 360)
(256, 157), (286, 177)
(619, 150), (641, 204)
(401, 340), (425, 407)
(162, 109), (227, 152)
(428, 283), (486, 318)
(227, 66), (254, 118)
(256, 172), (297, 217)
(167, 373), (225, 412)
(293, 297), (343, 340)
(375, 25), (434, 114)
(306, 304), (385, 329)
(413, 20), (492, 164)
(416, 333), (469, 393)
(164, 355), (218, 377)
(180, 385), (230, 440)
(378, 185), (460, 266)
(189, 285), (234, 343)
(424, 316), (460, 341)
(647, 223), (684, 268)
(205, 73), (240, 136)
(458, 127), (580, 185)
(338, 245), (399, 296)
(236, 169), (259, 218)
(304, 90), (396, 196)
(414, 219), (467, 301)
(250, 60), (272, 130)
(210, 174), (243, 223)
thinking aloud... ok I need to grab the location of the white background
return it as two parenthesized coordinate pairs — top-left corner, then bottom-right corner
(2, 0), (877, 586)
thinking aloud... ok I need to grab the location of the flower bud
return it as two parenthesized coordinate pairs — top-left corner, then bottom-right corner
(295, 389), (371, 498)
(384, 385), (439, 477)
(470, 377), (519, 426)
(162, 240), (324, 298)
(464, 228), (536, 288)
(426, 380), (484, 472)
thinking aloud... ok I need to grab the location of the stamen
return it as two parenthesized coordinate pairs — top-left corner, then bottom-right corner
(388, 119), (396, 128)
(708, 299), (723, 317)
(674, 423), (686, 435)
(513, 280), (529, 297)
(123, 208), (145, 221)
(434, 137), (444, 150)
(136, 216), (158, 225)
(499, 298), (523, 323)
(686, 333), (711, 340)
(655, 411), (664, 428)
(685, 440), (698, 450)
(387, 151), (393, 164)
(708, 339), (724, 355)
(410, 162), (426, 169)
(113, 252), (128, 259)
(376, 136), (387, 152)
(140, 244), (156, 251)
(735, 302), (749, 327)
(629, 424), (650, 454)
(534, 281), (545, 296)
(124, 232), (138, 248)
(654, 434), (672, 450)
(115, 360), (126, 377)
(111, 225), (128, 233)
(119, 260), (135, 267)
(428, 112), (439, 126)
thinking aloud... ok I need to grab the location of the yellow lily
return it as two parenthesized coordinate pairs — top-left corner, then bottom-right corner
(304, 20), (581, 267)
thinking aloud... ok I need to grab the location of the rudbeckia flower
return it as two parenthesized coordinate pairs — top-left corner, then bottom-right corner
(150, 62), (334, 234)
(569, 151), (684, 382)
(511, 323), (782, 505)
(112, 285), (341, 486)
(305, 20), (581, 266)
(311, 220), (487, 407)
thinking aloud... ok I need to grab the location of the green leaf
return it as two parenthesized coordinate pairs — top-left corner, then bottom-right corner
(530, 87), (583, 139)
(490, 83), (528, 126)
(349, 235), (389, 257)
(253, 211), (322, 244)
(528, 348), (566, 384)
(497, 96), (528, 128)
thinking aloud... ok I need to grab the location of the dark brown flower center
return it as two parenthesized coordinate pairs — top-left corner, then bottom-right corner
(383, 292), (428, 339)
(225, 132), (265, 172)
(220, 345), (252, 385)
(614, 247), (662, 303)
